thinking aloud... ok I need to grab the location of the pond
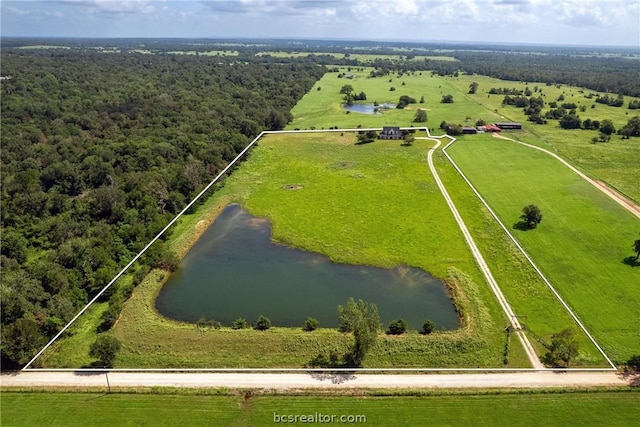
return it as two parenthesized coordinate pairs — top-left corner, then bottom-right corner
(343, 103), (396, 114)
(155, 204), (459, 330)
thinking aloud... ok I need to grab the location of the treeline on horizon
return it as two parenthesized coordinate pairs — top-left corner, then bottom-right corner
(4, 37), (638, 96)
(0, 49), (324, 368)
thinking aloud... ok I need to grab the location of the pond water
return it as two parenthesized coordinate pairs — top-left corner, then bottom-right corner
(155, 204), (458, 330)
(343, 103), (396, 114)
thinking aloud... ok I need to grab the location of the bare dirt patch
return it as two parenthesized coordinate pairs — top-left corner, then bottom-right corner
(281, 184), (303, 190)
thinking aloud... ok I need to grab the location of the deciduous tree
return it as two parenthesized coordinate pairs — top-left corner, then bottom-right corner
(545, 329), (579, 367)
(338, 298), (380, 366)
(89, 334), (121, 367)
(413, 109), (428, 123)
(520, 204), (543, 229)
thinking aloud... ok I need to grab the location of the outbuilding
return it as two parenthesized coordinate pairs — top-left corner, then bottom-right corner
(462, 127), (478, 134)
(494, 122), (522, 130)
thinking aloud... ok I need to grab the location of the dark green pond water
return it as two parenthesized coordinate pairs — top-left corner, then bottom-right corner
(155, 204), (458, 330)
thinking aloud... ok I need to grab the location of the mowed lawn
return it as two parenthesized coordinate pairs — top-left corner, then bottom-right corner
(447, 134), (640, 362)
(3, 391), (639, 426)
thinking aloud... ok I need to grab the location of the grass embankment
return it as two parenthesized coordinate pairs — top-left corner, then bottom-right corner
(98, 132), (510, 368)
(444, 74), (640, 203)
(3, 389), (639, 426)
(447, 135), (640, 362)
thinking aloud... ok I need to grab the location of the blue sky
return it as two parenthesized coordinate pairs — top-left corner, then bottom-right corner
(2, 0), (639, 47)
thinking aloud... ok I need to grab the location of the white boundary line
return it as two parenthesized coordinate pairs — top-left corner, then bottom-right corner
(18, 367), (615, 373)
(441, 136), (617, 370)
(23, 127), (616, 373)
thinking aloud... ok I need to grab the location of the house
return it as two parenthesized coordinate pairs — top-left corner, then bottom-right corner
(484, 124), (502, 132)
(378, 126), (404, 140)
(462, 127), (478, 134)
(494, 122), (522, 130)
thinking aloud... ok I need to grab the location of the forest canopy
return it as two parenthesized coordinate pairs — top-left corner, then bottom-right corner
(0, 49), (324, 367)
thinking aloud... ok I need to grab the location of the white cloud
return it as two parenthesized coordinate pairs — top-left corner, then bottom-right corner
(57, 0), (160, 15)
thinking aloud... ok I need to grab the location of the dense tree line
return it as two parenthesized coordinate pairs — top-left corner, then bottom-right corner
(0, 49), (324, 367)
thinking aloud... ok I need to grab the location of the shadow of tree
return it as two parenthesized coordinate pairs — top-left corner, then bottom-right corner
(622, 256), (640, 267)
(513, 221), (535, 231)
(309, 372), (357, 384)
(618, 369), (640, 387)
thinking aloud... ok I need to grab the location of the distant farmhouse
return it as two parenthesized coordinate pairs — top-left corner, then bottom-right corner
(378, 126), (405, 140)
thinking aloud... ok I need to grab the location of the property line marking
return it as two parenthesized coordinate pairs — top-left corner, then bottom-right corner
(25, 127), (616, 373)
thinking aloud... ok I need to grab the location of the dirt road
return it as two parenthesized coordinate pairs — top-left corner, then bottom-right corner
(2, 371), (634, 389)
(491, 133), (640, 219)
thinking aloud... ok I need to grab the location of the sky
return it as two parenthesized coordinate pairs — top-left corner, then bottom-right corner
(2, 0), (639, 47)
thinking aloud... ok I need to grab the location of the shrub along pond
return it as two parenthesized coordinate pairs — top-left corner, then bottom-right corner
(156, 204), (458, 330)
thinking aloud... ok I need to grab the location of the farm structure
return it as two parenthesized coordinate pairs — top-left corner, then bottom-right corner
(494, 122), (522, 130)
(378, 126), (405, 140)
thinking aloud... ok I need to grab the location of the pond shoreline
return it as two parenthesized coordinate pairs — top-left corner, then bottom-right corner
(156, 203), (460, 330)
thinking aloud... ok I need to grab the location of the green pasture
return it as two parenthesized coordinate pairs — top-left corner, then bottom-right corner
(433, 147), (607, 365)
(3, 390), (639, 426)
(447, 134), (640, 362)
(289, 70), (639, 203)
(445, 73), (640, 202)
(49, 132), (513, 369)
(288, 68), (501, 130)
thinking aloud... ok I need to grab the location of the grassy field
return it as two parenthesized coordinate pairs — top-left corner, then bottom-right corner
(433, 148), (607, 365)
(447, 134), (640, 362)
(290, 69), (640, 203)
(443, 73), (640, 203)
(288, 68), (503, 131)
(167, 50), (239, 56)
(3, 390), (640, 426)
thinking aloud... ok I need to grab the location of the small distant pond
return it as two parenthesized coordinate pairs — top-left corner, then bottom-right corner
(344, 103), (396, 114)
(155, 204), (458, 330)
